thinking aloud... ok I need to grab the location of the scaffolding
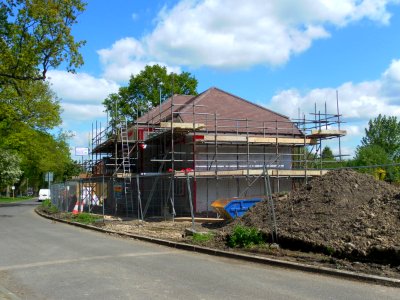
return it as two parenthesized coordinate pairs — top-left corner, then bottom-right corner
(75, 89), (345, 219)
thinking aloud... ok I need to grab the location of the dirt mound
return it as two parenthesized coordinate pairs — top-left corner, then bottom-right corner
(234, 169), (400, 264)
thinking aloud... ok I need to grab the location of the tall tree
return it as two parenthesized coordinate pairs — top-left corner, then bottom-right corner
(0, 0), (86, 188)
(103, 65), (198, 124)
(361, 114), (400, 159)
(0, 0), (86, 88)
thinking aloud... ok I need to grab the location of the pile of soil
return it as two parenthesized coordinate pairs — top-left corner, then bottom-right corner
(234, 169), (400, 264)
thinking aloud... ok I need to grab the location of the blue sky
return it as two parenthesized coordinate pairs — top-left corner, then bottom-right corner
(47, 0), (400, 159)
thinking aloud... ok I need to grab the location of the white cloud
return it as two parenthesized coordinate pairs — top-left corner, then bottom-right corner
(271, 60), (400, 121)
(381, 59), (400, 102)
(47, 70), (120, 103)
(61, 103), (106, 123)
(70, 130), (91, 149)
(269, 58), (400, 156)
(97, 38), (181, 81)
(344, 124), (364, 137)
(97, 0), (398, 74)
(46, 70), (119, 132)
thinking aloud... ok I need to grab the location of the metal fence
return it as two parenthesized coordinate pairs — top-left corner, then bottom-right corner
(50, 174), (196, 219)
(50, 172), (293, 218)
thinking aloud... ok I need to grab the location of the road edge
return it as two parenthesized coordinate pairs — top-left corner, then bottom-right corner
(35, 209), (400, 288)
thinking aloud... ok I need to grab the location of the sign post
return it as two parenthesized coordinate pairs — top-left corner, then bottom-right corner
(11, 186), (15, 198)
(44, 172), (54, 190)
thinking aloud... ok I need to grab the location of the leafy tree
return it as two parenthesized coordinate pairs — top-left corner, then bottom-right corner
(103, 65), (198, 124)
(0, 1), (86, 189)
(321, 146), (338, 169)
(0, 0), (86, 88)
(61, 160), (82, 182)
(0, 149), (23, 193)
(352, 144), (400, 181)
(321, 146), (334, 160)
(354, 144), (390, 167)
(0, 80), (61, 130)
(361, 114), (400, 160)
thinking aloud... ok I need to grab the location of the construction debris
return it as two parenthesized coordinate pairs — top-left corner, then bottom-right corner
(232, 169), (400, 264)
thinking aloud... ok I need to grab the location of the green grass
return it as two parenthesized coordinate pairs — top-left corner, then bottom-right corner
(192, 232), (214, 244)
(0, 196), (33, 203)
(70, 212), (102, 225)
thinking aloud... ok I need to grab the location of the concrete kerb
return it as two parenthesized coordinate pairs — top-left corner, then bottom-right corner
(0, 284), (21, 300)
(34, 208), (400, 288)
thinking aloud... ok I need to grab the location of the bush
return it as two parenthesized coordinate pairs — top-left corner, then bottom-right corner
(227, 225), (265, 248)
(40, 199), (58, 214)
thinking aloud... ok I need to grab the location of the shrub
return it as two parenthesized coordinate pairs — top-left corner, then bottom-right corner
(227, 225), (265, 248)
(41, 199), (58, 214)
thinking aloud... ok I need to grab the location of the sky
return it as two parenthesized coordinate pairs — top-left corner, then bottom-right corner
(47, 0), (400, 159)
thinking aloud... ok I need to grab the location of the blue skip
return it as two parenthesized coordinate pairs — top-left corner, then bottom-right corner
(211, 197), (263, 220)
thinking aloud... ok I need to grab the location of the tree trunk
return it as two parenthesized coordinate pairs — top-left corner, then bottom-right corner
(6, 185), (10, 197)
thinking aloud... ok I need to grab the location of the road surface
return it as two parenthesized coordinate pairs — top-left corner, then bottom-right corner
(0, 200), (398, 299)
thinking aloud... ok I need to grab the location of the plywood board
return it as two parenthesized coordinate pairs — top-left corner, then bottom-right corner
(308, 129), (347, 138)
(202, 135), (247, 142)
(160, 122), (205, 130)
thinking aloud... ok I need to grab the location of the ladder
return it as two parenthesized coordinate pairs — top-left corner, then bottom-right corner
(120, 119), (134, 216)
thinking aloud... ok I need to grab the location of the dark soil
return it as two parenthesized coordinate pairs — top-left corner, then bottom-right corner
(232, 169), (400, 266)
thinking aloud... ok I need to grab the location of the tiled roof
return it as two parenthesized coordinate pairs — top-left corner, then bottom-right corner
(136, 94), (194, 124)
(137, 87), (301, 136)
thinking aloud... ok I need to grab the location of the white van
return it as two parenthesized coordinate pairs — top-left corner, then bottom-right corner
(38, 189), (51, 201)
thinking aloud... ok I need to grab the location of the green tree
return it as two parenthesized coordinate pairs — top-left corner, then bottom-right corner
(353, 144), (396, 181)
(354, 144), (390, 167)
(0, 1), (86, 189)
(8, 127), (75, 189)
(321, 146), (338, 168)
(61, 160), (82, 181)
(321, 146), (334, 160)
(0, 80), (61, 130)
(0, 149), (23, 194)
(103, 64), (198, 124)
(361, 114), (400, 160)
(0, 0), (86, 88)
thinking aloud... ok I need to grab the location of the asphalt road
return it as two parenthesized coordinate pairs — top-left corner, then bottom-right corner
(0, 200), (398, 300)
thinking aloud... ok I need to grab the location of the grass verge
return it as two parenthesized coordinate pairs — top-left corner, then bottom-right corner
(0, 196), (33, 203)
(69, 212), (103, 225)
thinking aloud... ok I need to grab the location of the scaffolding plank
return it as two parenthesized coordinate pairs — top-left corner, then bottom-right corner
(248, 136), (316, 145)
(160, 122), (205, 130)
(200, 134), (315, 145)
(174, 169), (328, 177)
(308, 129), (347, 138)
(202, 135), (247, 142)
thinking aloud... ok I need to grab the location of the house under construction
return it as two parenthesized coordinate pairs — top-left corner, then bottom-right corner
(52, 87), (346, 219)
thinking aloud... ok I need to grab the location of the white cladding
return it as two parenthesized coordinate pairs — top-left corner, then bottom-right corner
(195, 145), (292, 171)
